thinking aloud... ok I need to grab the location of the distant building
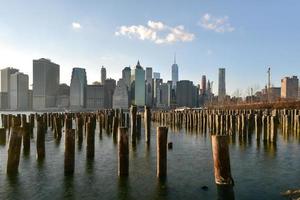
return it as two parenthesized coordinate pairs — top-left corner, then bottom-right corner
(104, 78), (116, 109)
(281, 76), (299, 100)
(57, 84), (70, 108)
(113, 79), (129, 109)
(201, 75), (207, 94)
(70, 68), (87, 109)
(218, 68), (226, 101)
(131, 61), (145, 106)
(171, 56), (179, 89)
(176, 80), (197, 107)
(28, 90), (33, 110)
(86, 84), (104, 110)
(122, 67), (131, 89)
(153, 72), (160, 79)
(157, 82), (172, 108)
(145, 67), (153, 106)
(9, 72), (29, 110)
(101, 66), (106, 84)
(33, 58), (59, 110)
(153, 78), (162, 107)
(0, 67), (19, 109)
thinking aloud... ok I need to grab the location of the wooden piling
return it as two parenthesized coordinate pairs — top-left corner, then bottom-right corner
(64, 129), (75, 175)
(86, 122), (95, 159)
(144, 106), (151, 144)
(118, 127), (129, 177)
(211, 135), (234, 185)
(36, 119), (45, 161)
(156, 127), (168, 178)
(7, 127), (22, 174)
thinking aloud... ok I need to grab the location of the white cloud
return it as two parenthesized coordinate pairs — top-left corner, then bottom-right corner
(72, 22), (82, 29)
(199, 13), (234, 33)
(115, 20), (194, 44)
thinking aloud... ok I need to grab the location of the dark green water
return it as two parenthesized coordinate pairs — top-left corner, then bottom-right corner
(0, 121), (299, 200)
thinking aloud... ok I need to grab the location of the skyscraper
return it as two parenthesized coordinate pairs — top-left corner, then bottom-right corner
(153, 72), (160, 79)
(9, 72), (29, 110)
(70, 68), (87, 109)
(33, 58), (59, 110)
(145, 67), (153, 106)
(122, 66), (131, 89)
(171, 55), (179, 89)
(218, 68), (226, 101)
(176, 80), (197, 107)
(201, 75), (207, 94)
(131, 61), (145, 106)
(113, 79), (129, 109)
(0, 67), (19, 109)
(104, 78), (116, 108)
(101, 66), (106, 84)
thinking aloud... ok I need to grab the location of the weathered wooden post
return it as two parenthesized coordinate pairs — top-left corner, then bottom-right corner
(211, 135), (234, 185)
(130, 105), (137, 145)
(112, 116), (119, 143)
(144, 106), (151, 144)
(86, 121), (95, 159)
(0, 128), (6, 145)
(64, 129), (75, 175)
(76, 116), (84, 143)
(7, 126), (22, 174)
(136, 114), (141, 139)
(36, 118), (45, 161)
(22, 121), (30, 154)
(118, 127), (129, 177)
(157, 127), (168, 178)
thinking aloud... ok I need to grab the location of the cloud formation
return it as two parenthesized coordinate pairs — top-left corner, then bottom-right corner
(199, 13), (234, 33)
(72, 22), (82, 29)
(115, 20), (195, 44)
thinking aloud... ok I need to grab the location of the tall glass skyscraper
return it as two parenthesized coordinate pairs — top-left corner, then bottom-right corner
(218, 68), (226, 101)
(171, 55), (179, 89)
(131, 61), (145, 106)
(70, 68), (87, 109)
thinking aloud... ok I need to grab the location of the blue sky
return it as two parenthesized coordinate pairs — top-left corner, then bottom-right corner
(0, 0), (299, 96)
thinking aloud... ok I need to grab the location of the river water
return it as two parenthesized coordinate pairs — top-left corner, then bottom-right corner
(0, 119), (299, 200)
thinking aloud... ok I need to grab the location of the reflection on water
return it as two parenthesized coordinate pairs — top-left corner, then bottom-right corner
(0, 119), (299, 200)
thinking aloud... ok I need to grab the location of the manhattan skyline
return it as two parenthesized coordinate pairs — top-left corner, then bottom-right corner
(0, 0), (300, 95)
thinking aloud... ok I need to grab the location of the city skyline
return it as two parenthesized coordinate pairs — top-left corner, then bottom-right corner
(1, 1), (300, 95)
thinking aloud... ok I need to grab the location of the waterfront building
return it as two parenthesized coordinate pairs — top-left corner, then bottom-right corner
(33, 58), (59, 110)
(131, 61), (145, 106)
(281, 76), (299, 100)
(113, 79), (129, 109)
(176, 80), (197, 107)
(86, 84), (105, 109)
(70, 68), (87, 109)
(57, 83), (70, 108)
(9, 72), (29, 110)
(104, 78), (116, 108)
(0, 67), (19, 109)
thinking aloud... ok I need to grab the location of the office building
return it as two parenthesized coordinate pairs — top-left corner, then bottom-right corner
(176, 80), (197, 107)
(145, 67), (153, 106)
(218, 68), (226, 101)
(131, 61), (145, 106)
(70, 68), (87, 109)
(33, 58), (59, 110)
(9, 72), (29, 110)
(86, 84), (104, 109)
(0, 67), (19, 109)
(104, 78), (116, 108)
(101, 66), (106, 84)
(153, 72), (160, 79)
(57, 84), (70, 108)
(113, 79), (129, 109)
(171, 56), (179, 89)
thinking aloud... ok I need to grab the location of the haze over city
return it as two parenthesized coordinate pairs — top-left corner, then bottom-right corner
(1, 0), (300, 95)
